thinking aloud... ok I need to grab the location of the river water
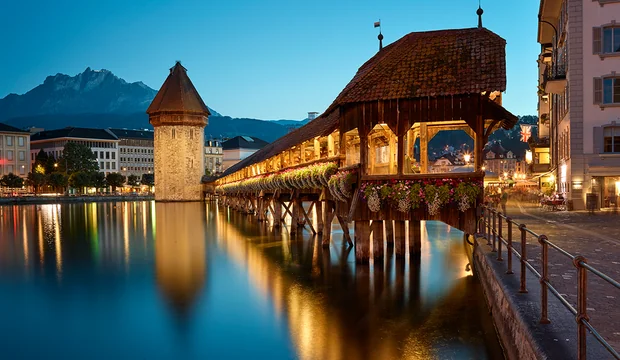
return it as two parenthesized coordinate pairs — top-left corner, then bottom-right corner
(0, 201), (503, 359)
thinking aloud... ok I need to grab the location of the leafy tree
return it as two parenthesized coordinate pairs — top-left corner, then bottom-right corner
(47, 173), (68, 194)
(1, 173), (24, 189)
(141, 173), (154, 186)
(26, 172), (46, 194)
(58, 142), (99, 174)
(127, 175), (141, 188)
(91, 172), (107, 193)
(106, 172), (126, 192)
(69, 171), (92, 194)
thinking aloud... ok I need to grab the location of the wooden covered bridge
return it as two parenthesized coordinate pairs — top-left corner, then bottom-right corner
(205, 25), (517, 263)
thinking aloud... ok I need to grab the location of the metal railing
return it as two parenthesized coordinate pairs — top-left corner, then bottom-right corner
(480, 204), (620, 360)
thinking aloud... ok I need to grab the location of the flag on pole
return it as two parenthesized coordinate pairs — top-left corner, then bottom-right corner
(374, 21), (380, 28)
(520, 124), (532, 142)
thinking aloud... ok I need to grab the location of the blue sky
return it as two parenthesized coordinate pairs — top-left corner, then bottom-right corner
(0, 0), (538, 120)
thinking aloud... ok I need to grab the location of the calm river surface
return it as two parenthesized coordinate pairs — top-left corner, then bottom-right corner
(0, 201), (503, 359)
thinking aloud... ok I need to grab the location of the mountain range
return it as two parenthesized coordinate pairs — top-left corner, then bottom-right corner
(0, 67), (535, 153)
(0, 67), (305, 142)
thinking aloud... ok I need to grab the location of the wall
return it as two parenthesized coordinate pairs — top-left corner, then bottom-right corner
(0, 132), (30, 177)
(154, 125), (205, 201)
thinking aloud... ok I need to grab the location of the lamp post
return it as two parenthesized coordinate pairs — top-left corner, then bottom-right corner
(464, 153), (471, 165)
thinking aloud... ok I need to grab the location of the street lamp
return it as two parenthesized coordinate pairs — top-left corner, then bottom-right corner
(463, 153), (471, 164)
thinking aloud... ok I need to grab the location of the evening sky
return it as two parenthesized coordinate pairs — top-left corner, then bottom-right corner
(0, 0), (538, 120)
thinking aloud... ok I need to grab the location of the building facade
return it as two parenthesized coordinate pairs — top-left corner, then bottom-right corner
(147, 62), (210, 201)
(30, 127), (119, 175)
(204, 139), (223, 175)
(0, 123), (30, 177)
(108, 129), (154, 177)
(539, 0), (620, 209)
(222, 136), (269, 170)
(483, 142), (519, 177)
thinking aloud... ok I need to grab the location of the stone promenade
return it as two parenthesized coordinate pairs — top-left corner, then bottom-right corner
(497, 200), (620, 353)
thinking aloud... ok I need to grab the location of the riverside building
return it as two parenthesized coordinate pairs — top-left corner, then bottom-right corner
(538, 0), (620, 209)
(30, 127), (119, 175)
(0, 123), (30, 177)
(108, 128), (154, 177)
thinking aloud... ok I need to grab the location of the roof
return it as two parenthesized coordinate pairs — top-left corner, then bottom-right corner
(220, 111), (339, 177)
(0, 123), (29, 133)
(108, 128), (154, 140)
(327, 27), (507, 110)
(222, 136), (269, 150)
(146, 62), (210, 115)
(30, 127), (118, 142)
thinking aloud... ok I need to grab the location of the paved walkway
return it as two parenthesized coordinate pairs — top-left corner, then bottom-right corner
(495, 200), (620, 352)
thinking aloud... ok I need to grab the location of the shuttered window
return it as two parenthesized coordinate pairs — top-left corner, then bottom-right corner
(594, 78), (603, 104)
(594, 27), (602, 54)
(603, 126), (620, 153)
(601, 77), (620, 104)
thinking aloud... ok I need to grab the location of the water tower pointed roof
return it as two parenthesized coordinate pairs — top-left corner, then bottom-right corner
(147, 62), (210, 116)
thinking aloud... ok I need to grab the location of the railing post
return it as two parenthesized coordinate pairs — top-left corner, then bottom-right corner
(538, 235), (550, 324)
(486, 207), (491, 246)
(506, 218), (513, 274)
(497, 215), (503, 261)
(573, 255), (589, 360)
(492, 210), (497, 252)
(519, 224), (528, 293)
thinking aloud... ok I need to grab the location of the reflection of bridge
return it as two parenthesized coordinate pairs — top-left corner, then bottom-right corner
(212, 205), (502, 359)
(205, 26), (517, 263)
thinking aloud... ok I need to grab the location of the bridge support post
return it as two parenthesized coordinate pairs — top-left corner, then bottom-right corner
(355, 220), (371, 264)
(394, 221), (406, 258)
(273, 198), (282, 228)
(385, 220), (394, 250)
(290, 199), (298, 235)
(409, 220), (422, 254)
(322, 201), (335, 247)
(372, 220), (384, 260)
(316, 201), (324, 234)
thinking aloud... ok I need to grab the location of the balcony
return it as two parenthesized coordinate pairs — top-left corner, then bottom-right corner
(543, 62), (567, 94)
(531, 163), (551, 174)
(528, 137), (550, 149)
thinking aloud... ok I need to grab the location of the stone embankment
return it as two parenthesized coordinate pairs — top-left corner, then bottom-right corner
(0, 195), (154, 205)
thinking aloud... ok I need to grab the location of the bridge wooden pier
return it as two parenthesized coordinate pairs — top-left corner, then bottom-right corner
(204, 26), (517, 263)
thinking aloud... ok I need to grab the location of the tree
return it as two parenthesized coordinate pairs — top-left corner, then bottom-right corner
(141, 173), (154, 186)
(127, 175), (141, 188)
(1, 173), (24, 189)
(26, 172), (46, 194)
(106, 172), (126, 192)
(58, 142), (99, 174)
(69, 171), (92, 194)
(91, 172), (107, 193)
(47, 173), (68, 194)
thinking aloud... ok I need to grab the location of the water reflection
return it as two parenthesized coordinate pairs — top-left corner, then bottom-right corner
(0, 201), (501, 360)
(210, 203), (503, 360)
(155, 202), (207, 315)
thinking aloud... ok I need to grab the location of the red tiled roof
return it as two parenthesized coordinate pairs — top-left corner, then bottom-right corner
(328, 27), (507, 110)
(147, 62), (210, 115)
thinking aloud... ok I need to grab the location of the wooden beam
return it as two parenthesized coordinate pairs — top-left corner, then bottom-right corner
(397, 134), (405, 175)
(300, 202), (317, 235)
(385, 220), (394, 248)
(337, 215), (353, 247)
(354, 220), (371, 264)
(409, 220), (422, 254)
(322, 201), (336, 247)
(371, 220), (384, 260)
(315, 201), (324, 234)
(419, 122), (428, 174)
(394, 221), (406, 258)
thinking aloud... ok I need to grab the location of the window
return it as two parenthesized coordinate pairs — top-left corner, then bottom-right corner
(19, 166), (25, 175)
(100, 162), (104, 169)
(112, 162), (116, 170)
(106, 162), (110, 170)
(603, 27), (620, 53)
(604, 126), (620, 153)
(7, 165), (13, 173)
(18, 137), (24, 147)
(7, 150), (13, 161)
(594, 76), (620, 104)
(100, 151), (104, 158)
(112, 152), (115, 160)
(18, 151), (25, 161)
(6, 136), (13, 146)
(106, 152), (110, 159)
